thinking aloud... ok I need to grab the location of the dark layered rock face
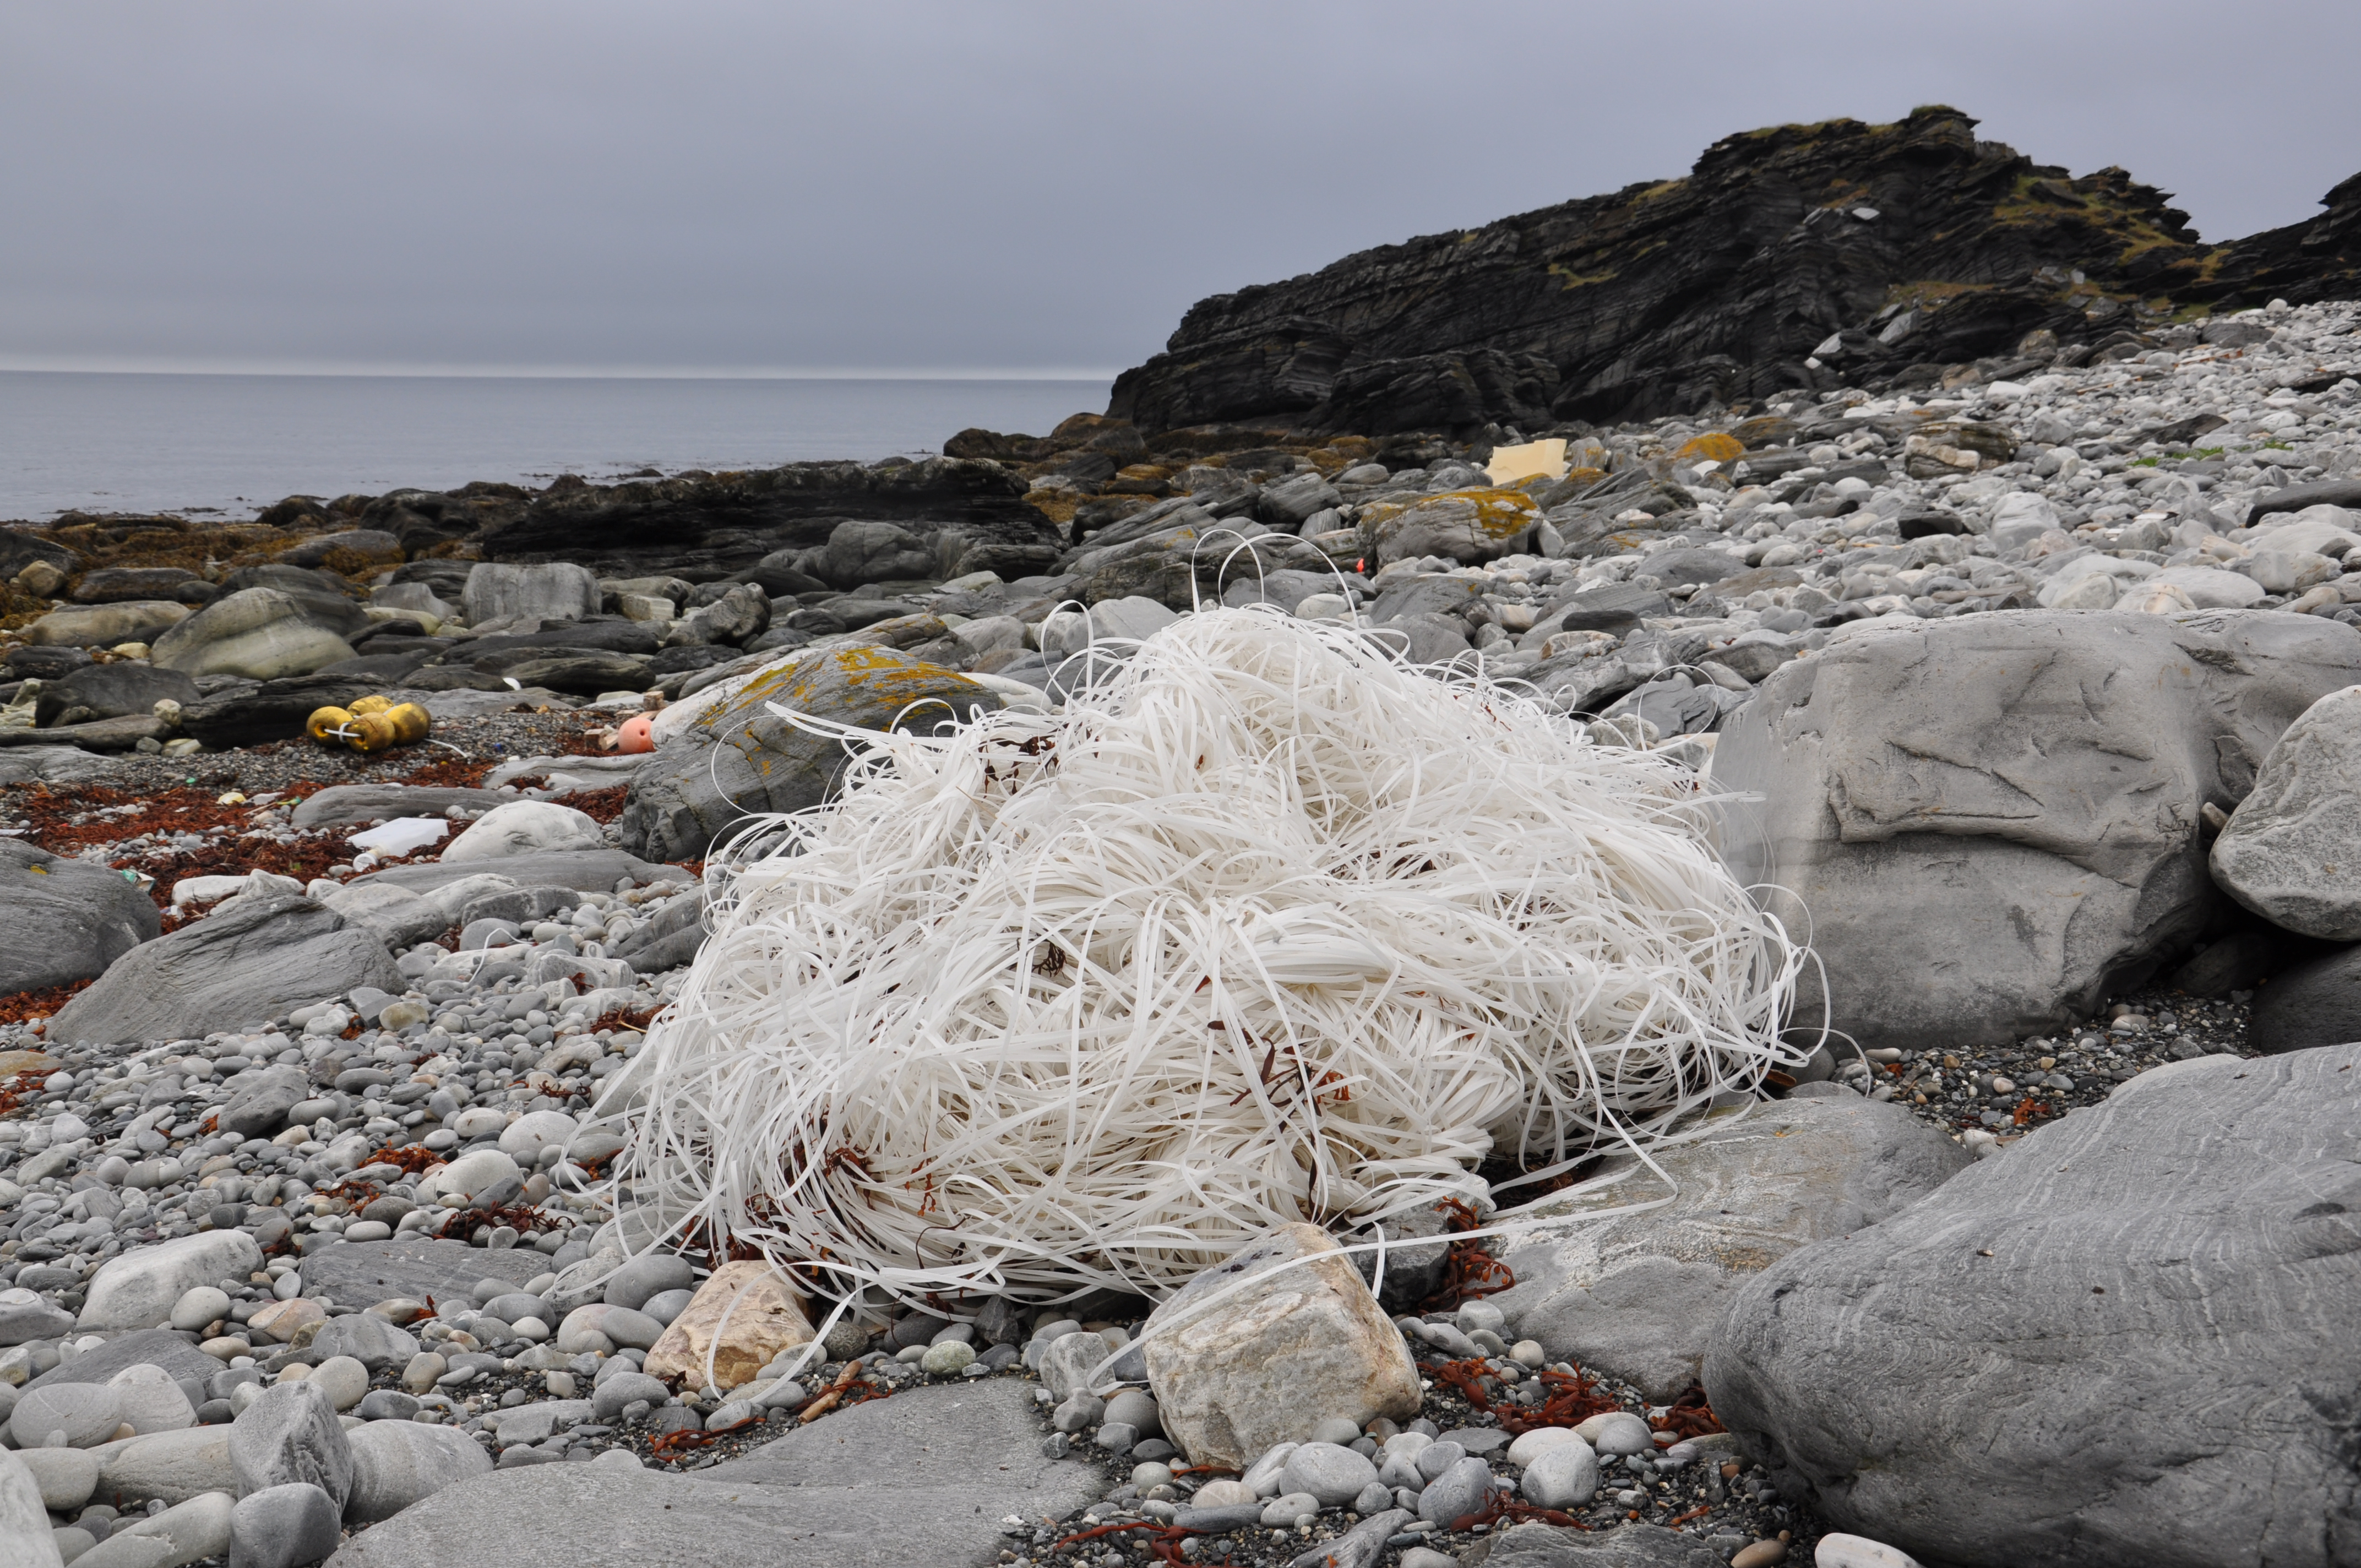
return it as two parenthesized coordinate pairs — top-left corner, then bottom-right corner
(473, 456), (1058, 577)
(1108, 106), (2361, 435)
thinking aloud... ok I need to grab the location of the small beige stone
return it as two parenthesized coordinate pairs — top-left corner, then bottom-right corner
(1140, 1222), (1420, 1471)
(641, 1261), (814, 1389)
(247, 1297), (325, 1344)
(400, 1352), (447, 1393)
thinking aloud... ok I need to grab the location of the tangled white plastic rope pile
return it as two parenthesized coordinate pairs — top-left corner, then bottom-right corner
(617, 607), (1807, 1311)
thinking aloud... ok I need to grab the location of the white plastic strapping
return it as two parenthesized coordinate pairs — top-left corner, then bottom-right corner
(612, 607), (1806, 1311)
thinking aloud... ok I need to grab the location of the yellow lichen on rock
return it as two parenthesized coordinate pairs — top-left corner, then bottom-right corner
(1676, 433), (1745, 466)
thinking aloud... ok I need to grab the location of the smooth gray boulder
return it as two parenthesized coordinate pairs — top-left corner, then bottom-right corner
(0, 839), (161, 994)
(230, 1483), (341, 1568)
(290, 785), (511, 830)
(229, 1383), (353, 1508)
(1489, 1095), (1968, 1400)
(27, 1329), (221, 1399)
(212, 567), (370, 639)
(0, 1449), (66, 1568)
(618, 645), (1002, 863)
(324, 1380), (1100, 1568)
(0, 1288), (75, 1347)
(101, 1488), (235, 1567)
(46, 895), (401, 1046)
(460, 563), (599, 627)
(24, 601), (191, 650)
(296, 1240), (546, 1308)
(601, 1253), (694, 1311)
(2250, 943), (2361, 1055)
(1705, 1043), (2361, 1567)
(10, 1383), (123, 1449)
(152, 588), (358, 680)
(1715, 610), (2361, 1048)
(93, 1428), (240, 1509)
(2211, 684), (2361, 939)
(341, 1423), (490, 1526)
(818, 520), (935, 589)
(307, 1314), (419, 1376)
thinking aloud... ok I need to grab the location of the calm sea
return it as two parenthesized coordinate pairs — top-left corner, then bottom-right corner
(0, 372), (1111, 523)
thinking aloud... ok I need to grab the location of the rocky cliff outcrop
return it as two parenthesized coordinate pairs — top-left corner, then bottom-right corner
(1107, 106), (2361, 435)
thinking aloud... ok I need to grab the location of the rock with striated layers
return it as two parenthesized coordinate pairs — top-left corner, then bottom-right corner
(1487, 1095), (1968, 1400)
(1106, 106), (2361, 436)
(617, 645), (1003, 863)
(1713, 610), (2361, 1049)
(45, 894), (401, 1047)
(151, 587), (356, 680)
(1361, 488), (1541, 566)
(1706, 1044), (2361, 1568)
(477, 458), (1059, 580)
(0, 839), (160, 995)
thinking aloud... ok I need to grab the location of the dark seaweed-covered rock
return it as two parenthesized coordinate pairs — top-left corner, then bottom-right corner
(1107, 106), (2361, 435)
(480, 458), (1059, 580)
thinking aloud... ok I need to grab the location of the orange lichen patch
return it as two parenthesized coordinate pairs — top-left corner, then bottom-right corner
(1022, 491), (1081, 526)
(1675, 433), (1744, 466)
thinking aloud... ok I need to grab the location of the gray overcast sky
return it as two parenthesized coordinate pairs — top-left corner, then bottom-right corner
(4, 1), (2357, 379)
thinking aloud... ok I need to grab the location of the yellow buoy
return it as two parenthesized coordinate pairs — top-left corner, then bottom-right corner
(384, 703), (431, 744)
(307, 706), (354, 743)
(345, 712), (400, 753)
(348, 694), (393, 717)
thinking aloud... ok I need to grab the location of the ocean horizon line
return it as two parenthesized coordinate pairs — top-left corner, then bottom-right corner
(0, 358), (1119, 384)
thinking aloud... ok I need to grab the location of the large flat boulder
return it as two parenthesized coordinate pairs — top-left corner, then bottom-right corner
(78, 1237), (266, 1333)
(1489, 1095), (1968, 1400)
(617, 645), (1003, 863)
(45, 893), (401, 1046)
(353, 850), (690, 897)
(178, 674), (376, 749)
(151, 587), (357, 679)
(289, 785), (513, 830)
(459, 563), (600, 627)
(24, 1330), (222, 1402)
(1714, 610), (2361, 1048)
(0, 840), (160, 994)
(1704, 1044), (2361, 1567)
(297, 1239), (550, 1308)
(31, 663), (199, 726)
(24, 601), (191, 649)
(325, 1379), (1100, 1568)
